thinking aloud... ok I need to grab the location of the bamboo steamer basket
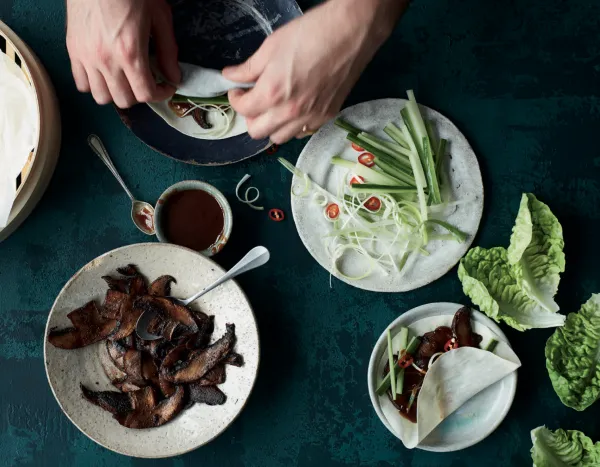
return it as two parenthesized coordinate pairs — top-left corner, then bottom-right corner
(0, 20), (61, 242)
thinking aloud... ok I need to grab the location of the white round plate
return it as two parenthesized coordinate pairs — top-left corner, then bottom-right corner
(367, 302), (517, 452)
(44, 243), (260, 458)
(291, 99), (484, 292)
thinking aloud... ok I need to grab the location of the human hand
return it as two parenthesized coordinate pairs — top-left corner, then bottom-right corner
(66, 0), (181, 108)
(223, 0), (407, 144)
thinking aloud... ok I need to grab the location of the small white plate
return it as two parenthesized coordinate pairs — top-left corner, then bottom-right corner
(44, 243), (260, 458)
(291, 99), (484, 292)
(367, 302), (517, 452)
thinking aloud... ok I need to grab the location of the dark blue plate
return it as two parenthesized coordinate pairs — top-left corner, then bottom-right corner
(117, 0), (302, 166)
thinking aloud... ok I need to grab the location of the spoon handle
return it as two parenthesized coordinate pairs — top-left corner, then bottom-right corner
(88, 134), (135, 202)
(183, 246), (270, 305)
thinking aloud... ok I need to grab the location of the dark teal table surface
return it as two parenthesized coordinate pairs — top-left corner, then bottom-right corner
(2, 1), (600, 466)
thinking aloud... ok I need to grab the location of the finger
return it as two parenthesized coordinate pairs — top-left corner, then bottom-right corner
(105, 70), (137, 109)
(270, 120), (307, 145)
(151, 5), (181, 84)
(71, 61), (90, 93)
(124, 58), (176, 103)
(88, 69), (112, 105)
(228, 78), (283, 119)
(222, 39), (271, 83)
(245, 103), (301, 140)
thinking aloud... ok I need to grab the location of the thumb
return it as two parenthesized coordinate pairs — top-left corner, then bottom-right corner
(151, 8), (181, 84)
(222, 44), (269, 83)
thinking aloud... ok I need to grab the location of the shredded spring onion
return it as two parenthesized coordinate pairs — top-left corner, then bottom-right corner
(428, 352), (444, 369)
(182, 100), (235, 137)
(235, 174), (264, 211)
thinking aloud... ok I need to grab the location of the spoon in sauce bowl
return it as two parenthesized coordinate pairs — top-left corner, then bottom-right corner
(136, 246), (270, 340)
(88, 135), (155, 235)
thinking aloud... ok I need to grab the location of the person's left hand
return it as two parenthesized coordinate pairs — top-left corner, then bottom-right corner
(222, 0), (406, 144)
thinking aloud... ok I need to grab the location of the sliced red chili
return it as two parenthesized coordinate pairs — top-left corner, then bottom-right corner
(350, 175), (365, 186)
(365, 196), (381, 212)
(397, 353), (414, 369)
(266, 144), (279, 155)
(351, 142), (364, 152)
(325, 203), (340, 220)
(444, 338), (458, 352)
(358, 152), (375, 167)
(268, 208), (285, 222)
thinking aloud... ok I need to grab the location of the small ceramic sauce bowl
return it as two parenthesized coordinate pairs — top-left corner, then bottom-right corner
(155, 181), (233, 256)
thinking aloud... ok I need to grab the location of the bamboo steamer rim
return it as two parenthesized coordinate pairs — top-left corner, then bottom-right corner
(0, 21), (42, 197)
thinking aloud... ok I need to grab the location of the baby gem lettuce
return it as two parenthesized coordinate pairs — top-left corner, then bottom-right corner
(545, 294), (600, 411)
(458, 193), (566, 331)
(531, 426), (600, 466)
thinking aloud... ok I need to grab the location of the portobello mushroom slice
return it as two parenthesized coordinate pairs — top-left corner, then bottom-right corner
(100, 340), (128, 383)
(224, 352), (244, 367)
(159, 343), (191, 397)
(121, 348), (146, 387)
(81, 384), (132, 415)
(189, 384), (226, 406)
(109, 296), (144, 341)
(197, 364), (225, 386)
(148, 275), (176, 297)
(102, 276), (131, 294)
(414, 326), (454, 369)
(115, 386), (185, 429)
(452, 307), (482, 348)
(168, 100), (193, 118)
(117, 264), (141, 277)
(164, 324), (236, 384)
(134, 296), (199, 334)
(192, 108), (211, 129)
(185, 315), (215, 350)
(102, 289), (129, 319)
(47, 301), (118, 349)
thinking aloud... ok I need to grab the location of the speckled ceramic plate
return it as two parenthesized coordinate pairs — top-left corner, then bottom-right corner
(43, 243), (260, 458)
(290, 99), (484, 292)
(367, 303), (518, 452)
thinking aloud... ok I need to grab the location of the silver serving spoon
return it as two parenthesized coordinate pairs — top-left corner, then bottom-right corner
(136, 246), (270, 340)
(87, 134), (155, 235)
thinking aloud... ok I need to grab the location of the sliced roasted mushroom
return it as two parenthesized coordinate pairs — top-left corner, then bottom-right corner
(164, 324), (236, 384)
(100, 340), (128, 384)
(81, 384), (132, 415)
(192, 108), (212, 129)
(110, 296), (144, 341)
(141, 354), (160, 388)
(197, 364), (225, 386)
(102, 276), (131, 294)
(189, 384), (226, 406)
(102, 289), (128, 319)
(168, 100), (193, 118)
(452, 307), (481, 348)
(47, 301), (119, 349)
(186, 315), (215, 350)
(117, 264), (140, 277)
(159, 343), (190, 397)
(224, 352), (244, 367)
(148, 275), (176, 297)
(134, 295), (199, 333)
(122, 349), (146, 387)
(114, 386), (185, 429)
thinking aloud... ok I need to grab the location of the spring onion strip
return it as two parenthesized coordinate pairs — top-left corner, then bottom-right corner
(485, 339), (499, 353)
(386, 329), (396, 399)
(411, 363), (427, 375)
(423, 219), (468, 243)
(428, 352), (444, 369)
(313, 192), (328, 207)
(235, 174), (264, 211)
(181, 100), (235, 137)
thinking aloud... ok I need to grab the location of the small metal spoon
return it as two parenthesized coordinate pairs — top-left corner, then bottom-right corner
(136, 246), (270, 340)
(87, 134), (155, 235)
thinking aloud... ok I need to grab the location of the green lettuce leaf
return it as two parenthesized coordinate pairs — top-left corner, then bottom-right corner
(508, 193), (565, 313)
(545, 294), (600, 411)
(531, 426), (600, 466)
(458, 246), (566, 331)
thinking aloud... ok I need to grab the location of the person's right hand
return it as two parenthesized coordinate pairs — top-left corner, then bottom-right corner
(66, 0), (181, 108)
